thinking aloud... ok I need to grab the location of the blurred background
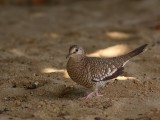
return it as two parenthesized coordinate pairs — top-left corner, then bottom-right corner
(0, 0), (160, 120)
(0, 0), (87, 5)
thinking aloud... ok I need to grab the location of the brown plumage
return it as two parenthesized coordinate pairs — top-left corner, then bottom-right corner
(66, 44), (148, 98)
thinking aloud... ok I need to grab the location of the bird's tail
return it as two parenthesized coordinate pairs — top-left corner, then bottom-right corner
(122, 44), (148, 61)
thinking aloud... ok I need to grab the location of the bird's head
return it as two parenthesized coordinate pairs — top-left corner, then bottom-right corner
(66, 45), (85, 59)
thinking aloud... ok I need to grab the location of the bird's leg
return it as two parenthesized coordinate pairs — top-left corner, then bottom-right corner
(85, 92), (95, 99)
(95, 88), (103, 97)
(85, 88), (103, 99)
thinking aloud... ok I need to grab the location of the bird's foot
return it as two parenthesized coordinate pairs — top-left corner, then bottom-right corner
(83, 91), (103, 99)
(85, 92), (95, 99)
(95, 92), (103, 97)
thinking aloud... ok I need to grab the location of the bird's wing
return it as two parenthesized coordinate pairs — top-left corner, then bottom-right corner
(88, 57), (124, 82)
(91, 67), (124, 82)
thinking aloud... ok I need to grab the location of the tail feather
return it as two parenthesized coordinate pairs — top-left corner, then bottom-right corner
(123, 44), (148, 61)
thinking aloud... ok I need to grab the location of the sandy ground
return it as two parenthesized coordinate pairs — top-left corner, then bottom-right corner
(0, 0), (160, 120)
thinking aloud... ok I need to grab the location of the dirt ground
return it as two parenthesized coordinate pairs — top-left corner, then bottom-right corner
(0, 0), (160, 120)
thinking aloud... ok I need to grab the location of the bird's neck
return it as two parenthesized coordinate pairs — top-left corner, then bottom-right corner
(69, 54), (85, 63)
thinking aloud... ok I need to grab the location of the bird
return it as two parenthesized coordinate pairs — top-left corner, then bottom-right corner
(66, 44), (148, 99)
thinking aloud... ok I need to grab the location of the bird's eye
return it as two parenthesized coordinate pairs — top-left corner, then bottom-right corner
(75, 48), (78, 52)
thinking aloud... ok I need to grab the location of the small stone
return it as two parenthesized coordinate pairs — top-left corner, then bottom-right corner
(94, 117), (101, 120)
(12, 84), (17, 88)
(3, 97), (8, 100)
(15, 100), (21, 106)
(153, 78), (157, 80)
(4, 108), (8, 111)
(0, 110), (3, 114)
(26, 82), (39, 89)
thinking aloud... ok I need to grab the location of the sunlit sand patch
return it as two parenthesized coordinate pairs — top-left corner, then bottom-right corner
(116, 76), (137, 81)
(46, 32), (59, 38)
(30, 12), (46, 17)
(88, 44), (129, 57)
(105, 31), (132, 40)
(64, 70), (70, 78)
(10, 49), (26, 56)
(41, 67), (70, 78)
(41, 67), (64, 73)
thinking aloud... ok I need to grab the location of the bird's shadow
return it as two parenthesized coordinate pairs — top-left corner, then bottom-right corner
(58, 85), (90, 99)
